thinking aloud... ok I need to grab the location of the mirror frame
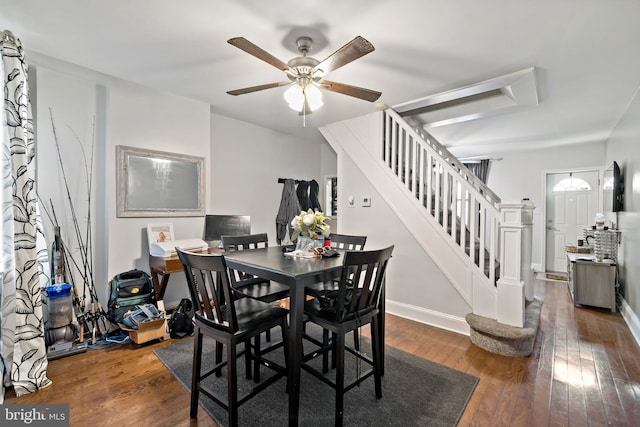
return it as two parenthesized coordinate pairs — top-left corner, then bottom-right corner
(117, 145), (205, 217)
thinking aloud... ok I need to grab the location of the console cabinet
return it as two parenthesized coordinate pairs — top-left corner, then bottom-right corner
(567, 253), (616, 312)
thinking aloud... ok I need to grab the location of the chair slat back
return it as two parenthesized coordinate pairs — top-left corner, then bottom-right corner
(329, 233), (367, 250)
(221, 233), (269, 251)
(334, 245), (394, 321)
(176, 248), (239, 333)
(221, 233), (269, 287)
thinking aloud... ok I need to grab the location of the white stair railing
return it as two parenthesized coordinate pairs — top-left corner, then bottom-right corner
(382, 109), (501, 284)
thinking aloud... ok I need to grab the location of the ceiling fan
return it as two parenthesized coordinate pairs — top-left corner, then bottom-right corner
(226, 35), (382, 114)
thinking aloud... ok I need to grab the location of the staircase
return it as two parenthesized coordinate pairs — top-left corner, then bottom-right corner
(320, 109), (536, 332)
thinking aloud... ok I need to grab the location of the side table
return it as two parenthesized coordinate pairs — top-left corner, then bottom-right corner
(149, 248), (220, 300)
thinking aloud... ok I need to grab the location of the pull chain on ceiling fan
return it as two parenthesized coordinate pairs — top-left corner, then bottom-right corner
(226, 35), (382, 121)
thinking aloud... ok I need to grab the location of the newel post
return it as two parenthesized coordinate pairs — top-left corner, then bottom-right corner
(496, 200), (535, 327)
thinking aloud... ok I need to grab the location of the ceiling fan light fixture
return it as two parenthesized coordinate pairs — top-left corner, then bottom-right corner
(228, 35), (379, 115)
(284, 83), (323, 112)
(304, 85), (323, 111)
(284, 84), (305, 111)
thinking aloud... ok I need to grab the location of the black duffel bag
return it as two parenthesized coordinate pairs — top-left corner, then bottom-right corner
(168, 298), (194, 338)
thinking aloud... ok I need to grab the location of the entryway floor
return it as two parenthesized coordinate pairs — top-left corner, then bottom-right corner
(537, 272), (568, 283)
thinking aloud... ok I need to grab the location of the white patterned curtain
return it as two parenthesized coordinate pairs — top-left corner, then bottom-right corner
(1, 29), (51, 401)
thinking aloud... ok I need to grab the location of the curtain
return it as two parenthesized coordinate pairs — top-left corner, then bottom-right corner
(463, 159), (491, 184)
(1, 29), (51, 401)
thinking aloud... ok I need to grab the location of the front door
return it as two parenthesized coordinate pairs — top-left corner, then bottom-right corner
(545, 170), (599, 273)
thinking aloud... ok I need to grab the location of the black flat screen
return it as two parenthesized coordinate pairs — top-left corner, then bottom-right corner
(204, 215), (251, 241)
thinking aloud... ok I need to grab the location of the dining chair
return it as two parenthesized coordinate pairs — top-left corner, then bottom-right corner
(221, 233), (290, 303)
(304, 233), (367, 370)
(221, 233), (290, 373)
(302, 245), (394, 427)
(176, 248), (288, 427)
(304, 233), (367, 298)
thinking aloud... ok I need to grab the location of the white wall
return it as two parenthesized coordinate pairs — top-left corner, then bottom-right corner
(209, 114), (326, 244)
(338, 152), (471, 329)
(106, 79), (211, 306)
(487, 142), (605, 271)
(605, 86), (640, 336)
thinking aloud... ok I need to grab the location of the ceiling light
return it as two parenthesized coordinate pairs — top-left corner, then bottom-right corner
(284, 84), (305, 111)
(283, 83), (323, 113)
(304, 85), (323, 111)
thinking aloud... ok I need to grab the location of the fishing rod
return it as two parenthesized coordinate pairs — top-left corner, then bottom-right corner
(48, 110), (112, 340)
(44, 200), (92, 342)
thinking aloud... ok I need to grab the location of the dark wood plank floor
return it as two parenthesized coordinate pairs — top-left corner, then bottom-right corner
(5, 277), (640, 426)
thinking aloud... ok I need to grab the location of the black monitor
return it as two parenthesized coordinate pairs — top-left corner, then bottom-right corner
(203, 215), (251, 242)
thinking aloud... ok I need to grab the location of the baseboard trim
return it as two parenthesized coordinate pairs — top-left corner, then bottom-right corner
(620, 297), (640, 348)
(386, 299), (470, 336)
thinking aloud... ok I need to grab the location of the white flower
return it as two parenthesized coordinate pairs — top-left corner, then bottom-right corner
(290, 209), (330, 241)
(303, 214), (315, 226)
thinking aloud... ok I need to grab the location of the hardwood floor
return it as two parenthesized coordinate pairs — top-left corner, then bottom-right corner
(5, 277), (640, 426)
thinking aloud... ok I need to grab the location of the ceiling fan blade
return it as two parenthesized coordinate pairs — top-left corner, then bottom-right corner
(320, 80), (382, 102)
(312, 36), (375, 75)
(228, 37), (292, 72)
(227, 81), (292, 96)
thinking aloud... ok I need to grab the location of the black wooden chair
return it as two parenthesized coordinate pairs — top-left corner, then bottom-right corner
(304, 233), (367, 370)
(221, 233), (290, 372)
(329, 233), (368, 250)
(304, 233), (367, 298)
(302, 245), (394, 427)
(221, 233), (290, 303)
(176, 248), (288, 427)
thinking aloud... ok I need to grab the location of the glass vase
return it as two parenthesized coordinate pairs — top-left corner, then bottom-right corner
(295, 236), (321, 253)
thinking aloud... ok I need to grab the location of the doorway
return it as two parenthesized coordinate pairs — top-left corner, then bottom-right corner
(545, 170), (599, 273)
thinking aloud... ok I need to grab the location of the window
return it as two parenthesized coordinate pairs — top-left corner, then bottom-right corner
(553, 177), (591, 192)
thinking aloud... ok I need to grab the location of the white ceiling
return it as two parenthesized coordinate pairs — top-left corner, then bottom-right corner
(3, 0), (640, 158)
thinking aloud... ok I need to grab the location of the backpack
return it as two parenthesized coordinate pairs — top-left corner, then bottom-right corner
(168, 298), (194, 339)
(107, 269), (155, 324)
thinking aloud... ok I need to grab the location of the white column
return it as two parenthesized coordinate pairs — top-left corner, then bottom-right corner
(496, 201), (535, 327)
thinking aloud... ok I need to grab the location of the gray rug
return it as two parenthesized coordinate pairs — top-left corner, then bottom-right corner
(153, 324), (478, 427)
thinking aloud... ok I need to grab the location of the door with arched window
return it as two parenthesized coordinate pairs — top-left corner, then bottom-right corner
(545, 170), (600, 272)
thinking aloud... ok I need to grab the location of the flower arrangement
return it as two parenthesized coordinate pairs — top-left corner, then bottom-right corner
(291, 209), (330, 241)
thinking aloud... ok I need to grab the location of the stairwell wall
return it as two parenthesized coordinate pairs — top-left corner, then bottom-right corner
(323, 114), (473, 334)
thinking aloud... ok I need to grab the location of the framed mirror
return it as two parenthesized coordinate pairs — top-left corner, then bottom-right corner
(117, 145), (205, 217)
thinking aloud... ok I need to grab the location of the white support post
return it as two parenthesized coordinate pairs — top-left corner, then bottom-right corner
(496, 201), (535, 327)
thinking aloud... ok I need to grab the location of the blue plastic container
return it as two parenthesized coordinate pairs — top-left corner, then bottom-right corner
(46, 283), (73, 328)
(46, 283), (72, 299)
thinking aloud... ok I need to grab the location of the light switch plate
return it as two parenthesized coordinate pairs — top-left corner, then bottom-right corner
(362, 196), (371, 207)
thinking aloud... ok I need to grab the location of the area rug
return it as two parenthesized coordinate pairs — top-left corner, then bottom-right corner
(153, 325), (478, 427)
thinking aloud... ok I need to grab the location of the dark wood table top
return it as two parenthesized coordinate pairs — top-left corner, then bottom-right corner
(223, 246), (344, 288)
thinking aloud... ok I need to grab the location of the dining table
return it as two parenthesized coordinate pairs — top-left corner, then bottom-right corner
(223, 246), (346, 426)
